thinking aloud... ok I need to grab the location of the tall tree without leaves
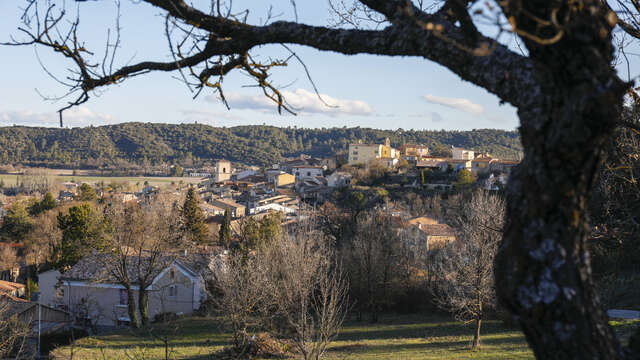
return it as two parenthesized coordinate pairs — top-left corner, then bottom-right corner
(5, 0), (640, 356)
(434, 190), (505, 349)
(180, 187), (208, 244)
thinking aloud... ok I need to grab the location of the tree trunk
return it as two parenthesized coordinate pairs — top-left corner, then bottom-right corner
(472, 317), (481, 350)
(496, 98), (627, 358)
(494, 75), (627, 359)
(491, 2), (635, 358)
(139, 288), (150, 327)
(126, 286), (140, 329)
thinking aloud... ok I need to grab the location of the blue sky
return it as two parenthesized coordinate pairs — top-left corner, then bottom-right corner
(0, 1), (634, 131)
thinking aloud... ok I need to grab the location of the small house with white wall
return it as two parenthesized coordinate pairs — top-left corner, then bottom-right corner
(292, 166), (323, 180)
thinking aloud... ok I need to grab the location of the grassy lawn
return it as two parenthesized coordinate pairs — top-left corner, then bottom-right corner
(324, 315), (532, 360)
(50, 314), (535, 360)
(49, 315), (640, 359)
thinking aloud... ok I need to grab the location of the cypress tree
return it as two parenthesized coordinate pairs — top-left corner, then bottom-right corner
(218, 208), (232, 247)
(180, 187), (209, 243)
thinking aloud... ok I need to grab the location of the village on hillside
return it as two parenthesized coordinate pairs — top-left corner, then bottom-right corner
(0, 137), (522, 354)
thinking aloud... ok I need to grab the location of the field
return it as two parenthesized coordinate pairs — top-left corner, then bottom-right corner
(0, 173), (203, 188)
(50, 314), (536, 360)
(49, 314), (640, 360)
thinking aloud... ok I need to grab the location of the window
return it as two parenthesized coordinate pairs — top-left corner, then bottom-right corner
(169, 285), (177, 297)
(223, 167), (227, 173)
(170, 269), (175, 281)
(307, 172), (311, 177)
(119, 289), (128, 305)
(352, 151), (358, 155)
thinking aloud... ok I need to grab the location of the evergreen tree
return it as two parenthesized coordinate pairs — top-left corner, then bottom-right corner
(56, 204), (108, 269)
(218, 208), (232, 247)
(28, 192), (57, 216)
(77, 183), (97, 202)
(455, 169), (475, 192)
(40, 192), (57, 211)
(0, 202), (34, 242)
(180, 187), (208, 243)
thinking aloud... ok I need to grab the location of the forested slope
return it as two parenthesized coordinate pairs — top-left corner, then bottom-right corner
(0, 123), (522, 167)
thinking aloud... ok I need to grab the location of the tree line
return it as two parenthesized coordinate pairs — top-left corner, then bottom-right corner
(0, 123), (522, 168)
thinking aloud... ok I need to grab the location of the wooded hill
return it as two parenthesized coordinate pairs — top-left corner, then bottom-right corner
(0, 123), (522, 167)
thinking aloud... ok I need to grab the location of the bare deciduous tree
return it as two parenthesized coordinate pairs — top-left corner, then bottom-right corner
(257, 220), (349, 360)
(103, 197), (181, 328)
(434, 190), (505, 349)
(343, 211), (398, 322)
(103, 201), (144, 328)
(209, 254), (263, 356)
(19, 169), (54, 195)
(25, 211), (61, 273)
(0, 301), (31, 359)
(136, 198), (182, 327)
(0, 247), (20, 283)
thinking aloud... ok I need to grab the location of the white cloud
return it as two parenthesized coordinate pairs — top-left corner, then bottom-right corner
(423, 94), (485, 115)
(207, 88), (374, 116)
(0, 107), (117, 127)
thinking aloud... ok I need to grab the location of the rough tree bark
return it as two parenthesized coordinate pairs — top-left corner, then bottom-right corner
(138, 289), (150, 327)
(494, 2), (629, 358)
(126, 284), (140, 329)
(4, 0), (638, 357)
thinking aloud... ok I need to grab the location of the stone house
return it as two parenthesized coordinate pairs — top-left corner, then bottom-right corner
(210, 198), (246, 218)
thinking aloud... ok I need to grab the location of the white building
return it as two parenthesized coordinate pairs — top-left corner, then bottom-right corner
(452, 147), (475, 160)
(235, 169), (256, 180)
(292, 166), (323, 180)
(253, 203), (297, 215)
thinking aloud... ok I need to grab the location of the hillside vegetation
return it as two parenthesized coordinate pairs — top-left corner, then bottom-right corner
(0, 123), (522, 167)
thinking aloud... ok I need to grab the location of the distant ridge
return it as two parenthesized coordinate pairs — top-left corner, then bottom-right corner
(0, 123), (521, 167)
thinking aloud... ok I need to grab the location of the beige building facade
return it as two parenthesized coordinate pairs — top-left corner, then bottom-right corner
(348, 138), (399, 165)
(214, 160), (232, 182)
(452, 147), (475, 160)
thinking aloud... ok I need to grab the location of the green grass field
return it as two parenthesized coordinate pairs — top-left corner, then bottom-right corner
(50, 314), (536, 360)
(49, 314), (640, 360)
